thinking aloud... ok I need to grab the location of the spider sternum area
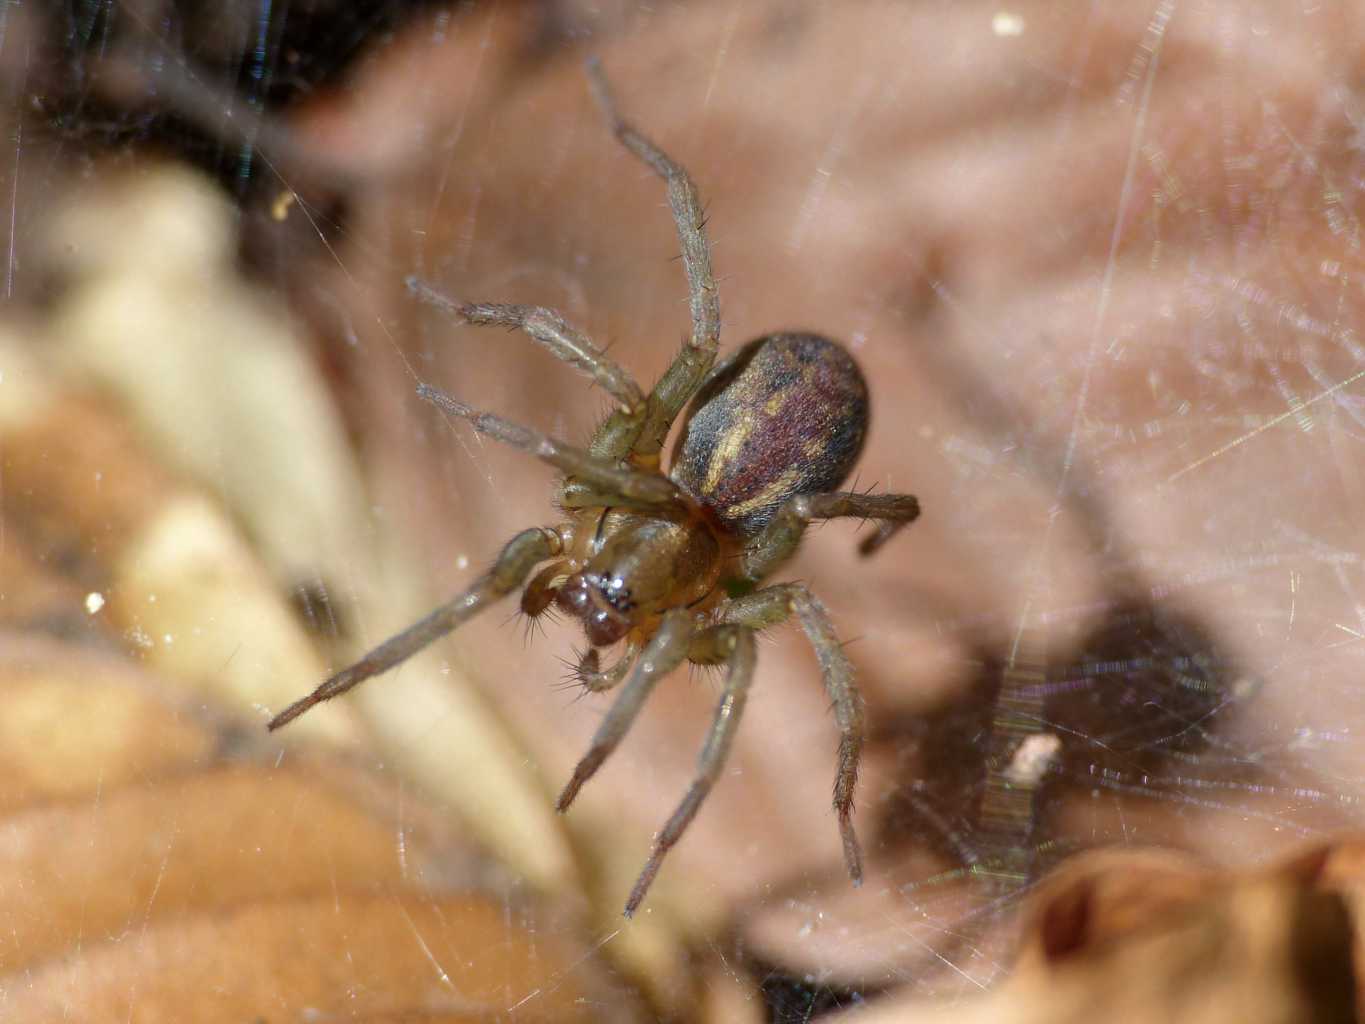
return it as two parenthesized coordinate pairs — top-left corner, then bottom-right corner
(553, 505), (729, 647)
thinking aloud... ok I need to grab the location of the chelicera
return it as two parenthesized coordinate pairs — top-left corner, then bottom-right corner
(269, 61), (920, 917)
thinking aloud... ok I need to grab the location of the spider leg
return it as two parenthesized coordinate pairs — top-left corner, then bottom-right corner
(623, 622), (756, 917)
(556, 485), (682, 512)
(520, 561), (570, 619)
(408, 277), (649, 461)
(418, 383), (687, 512)
(268, 527), (560, 730)
(741, 491), (920, 581)
(587, 61), (721, 459)
(723, 584), (866, 886)
(571, 641), (642, 693)
(556, 609), (695, 811)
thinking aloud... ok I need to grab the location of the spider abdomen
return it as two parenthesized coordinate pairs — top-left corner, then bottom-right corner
(670, 333), (869, 537)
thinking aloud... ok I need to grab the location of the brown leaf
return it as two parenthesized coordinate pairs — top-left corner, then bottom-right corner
(9, 893), (619, 1023)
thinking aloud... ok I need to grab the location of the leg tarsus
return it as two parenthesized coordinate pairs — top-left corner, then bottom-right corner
(570, 642), (640, 694)
(624, 623), (756, 916)
(268, 527), (559, 731)
(835, 732), (865, 885)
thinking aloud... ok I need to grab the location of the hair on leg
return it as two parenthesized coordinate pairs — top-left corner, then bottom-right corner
(417, 383), (687, 511)
(723, 583), (865, 884)
(624, 623), (756, 916)
(556, 610), (696, 811)
(408, 276), (649, 460)
(268, 527), (560, 730)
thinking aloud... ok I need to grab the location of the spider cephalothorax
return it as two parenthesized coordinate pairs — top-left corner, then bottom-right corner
(268, 61), (919, 917)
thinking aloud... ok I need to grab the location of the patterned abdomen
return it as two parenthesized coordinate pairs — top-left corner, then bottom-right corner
(670, 333), (869, 537)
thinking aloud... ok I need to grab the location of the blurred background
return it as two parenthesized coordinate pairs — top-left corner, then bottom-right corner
(3, 1), (1365, 1021)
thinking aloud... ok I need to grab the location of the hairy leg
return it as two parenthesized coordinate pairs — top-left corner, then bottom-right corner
(556, 610), (696, 811)
(722, 583), (866, 885)
(587, 61), (721, 459)
(741, 491), (920, 581)
(621, 622), (757, 916)
(417, 384), (687, 512)
(520, 561), (569, 619)
(268, 527), (560, 730)
(567, 641), (642, 694)
(408, 276), (649, 461)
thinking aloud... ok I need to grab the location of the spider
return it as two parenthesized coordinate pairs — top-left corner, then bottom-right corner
(268, 60), (920, 917)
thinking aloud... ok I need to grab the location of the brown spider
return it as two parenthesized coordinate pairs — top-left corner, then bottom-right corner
(268, 60), (919, 917)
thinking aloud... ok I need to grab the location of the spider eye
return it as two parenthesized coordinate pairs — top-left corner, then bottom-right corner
(601, 575), (636, 612)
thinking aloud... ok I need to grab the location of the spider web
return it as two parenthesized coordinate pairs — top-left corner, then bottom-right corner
(5, 1), (1365, 1019)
